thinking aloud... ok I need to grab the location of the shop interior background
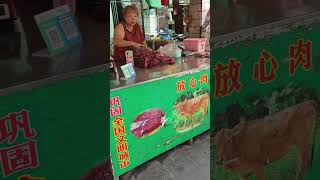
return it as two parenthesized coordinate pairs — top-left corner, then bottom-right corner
(110, 0), (210, 54)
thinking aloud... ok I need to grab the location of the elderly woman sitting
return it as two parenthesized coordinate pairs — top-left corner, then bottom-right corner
(113, 4), (149, 67)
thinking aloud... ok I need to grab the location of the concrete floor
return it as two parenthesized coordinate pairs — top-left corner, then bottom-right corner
(119, 131), (210, 180)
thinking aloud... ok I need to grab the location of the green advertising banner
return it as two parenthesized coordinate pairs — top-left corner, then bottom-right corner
(211, 18), (320, 179)
(0, 71), (109, 179)
(110, 67), (210, 176)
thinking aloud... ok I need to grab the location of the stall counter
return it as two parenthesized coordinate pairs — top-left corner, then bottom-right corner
(0, 45), (110, 179)
(211, 8), (320, 180)
(110, 55), (210, 176)
(110, 55), (210, 90)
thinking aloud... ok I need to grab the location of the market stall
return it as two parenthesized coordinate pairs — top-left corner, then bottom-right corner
(0, 1), (110, 179)
(211, 1), (320, 179)
(109, 0), (211, 178)
(110, 55), (210, 177)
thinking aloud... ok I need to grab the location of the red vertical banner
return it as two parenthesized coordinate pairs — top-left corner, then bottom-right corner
(0, 110), (40, 178)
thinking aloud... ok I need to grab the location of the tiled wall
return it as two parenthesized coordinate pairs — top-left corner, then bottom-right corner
(143, 9), (158, 35)
(189, 0), (210, 37)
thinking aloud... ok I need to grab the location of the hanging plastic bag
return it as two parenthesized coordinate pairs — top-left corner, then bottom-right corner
(158, 43), (181, 58)
(145, 0), (162, 9)
(142, 0), (149, 10)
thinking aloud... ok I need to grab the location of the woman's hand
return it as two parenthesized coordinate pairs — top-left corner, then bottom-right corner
(145, 46), (153, 51)
(131, 42), (143, 49)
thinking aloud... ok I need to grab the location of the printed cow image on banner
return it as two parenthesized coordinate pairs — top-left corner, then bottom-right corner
(211, 13), (320, 180)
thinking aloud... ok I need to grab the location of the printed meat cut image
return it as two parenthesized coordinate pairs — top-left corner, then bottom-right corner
(173, 89), (210, 132)
(130, 109), (166, 138)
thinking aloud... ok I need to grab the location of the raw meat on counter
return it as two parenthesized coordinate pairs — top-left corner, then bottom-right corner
(133, 48), (175, 68)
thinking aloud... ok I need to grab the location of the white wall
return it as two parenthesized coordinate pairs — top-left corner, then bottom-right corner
(110, 6), (114, 55)
(202, 0), (210, 25)
(110, 6), (114, 39)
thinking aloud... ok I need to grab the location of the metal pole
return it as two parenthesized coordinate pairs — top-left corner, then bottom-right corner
(140, 0), (145, 35)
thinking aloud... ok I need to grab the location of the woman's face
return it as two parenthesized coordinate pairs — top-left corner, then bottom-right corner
(124, 11), (137, 26)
